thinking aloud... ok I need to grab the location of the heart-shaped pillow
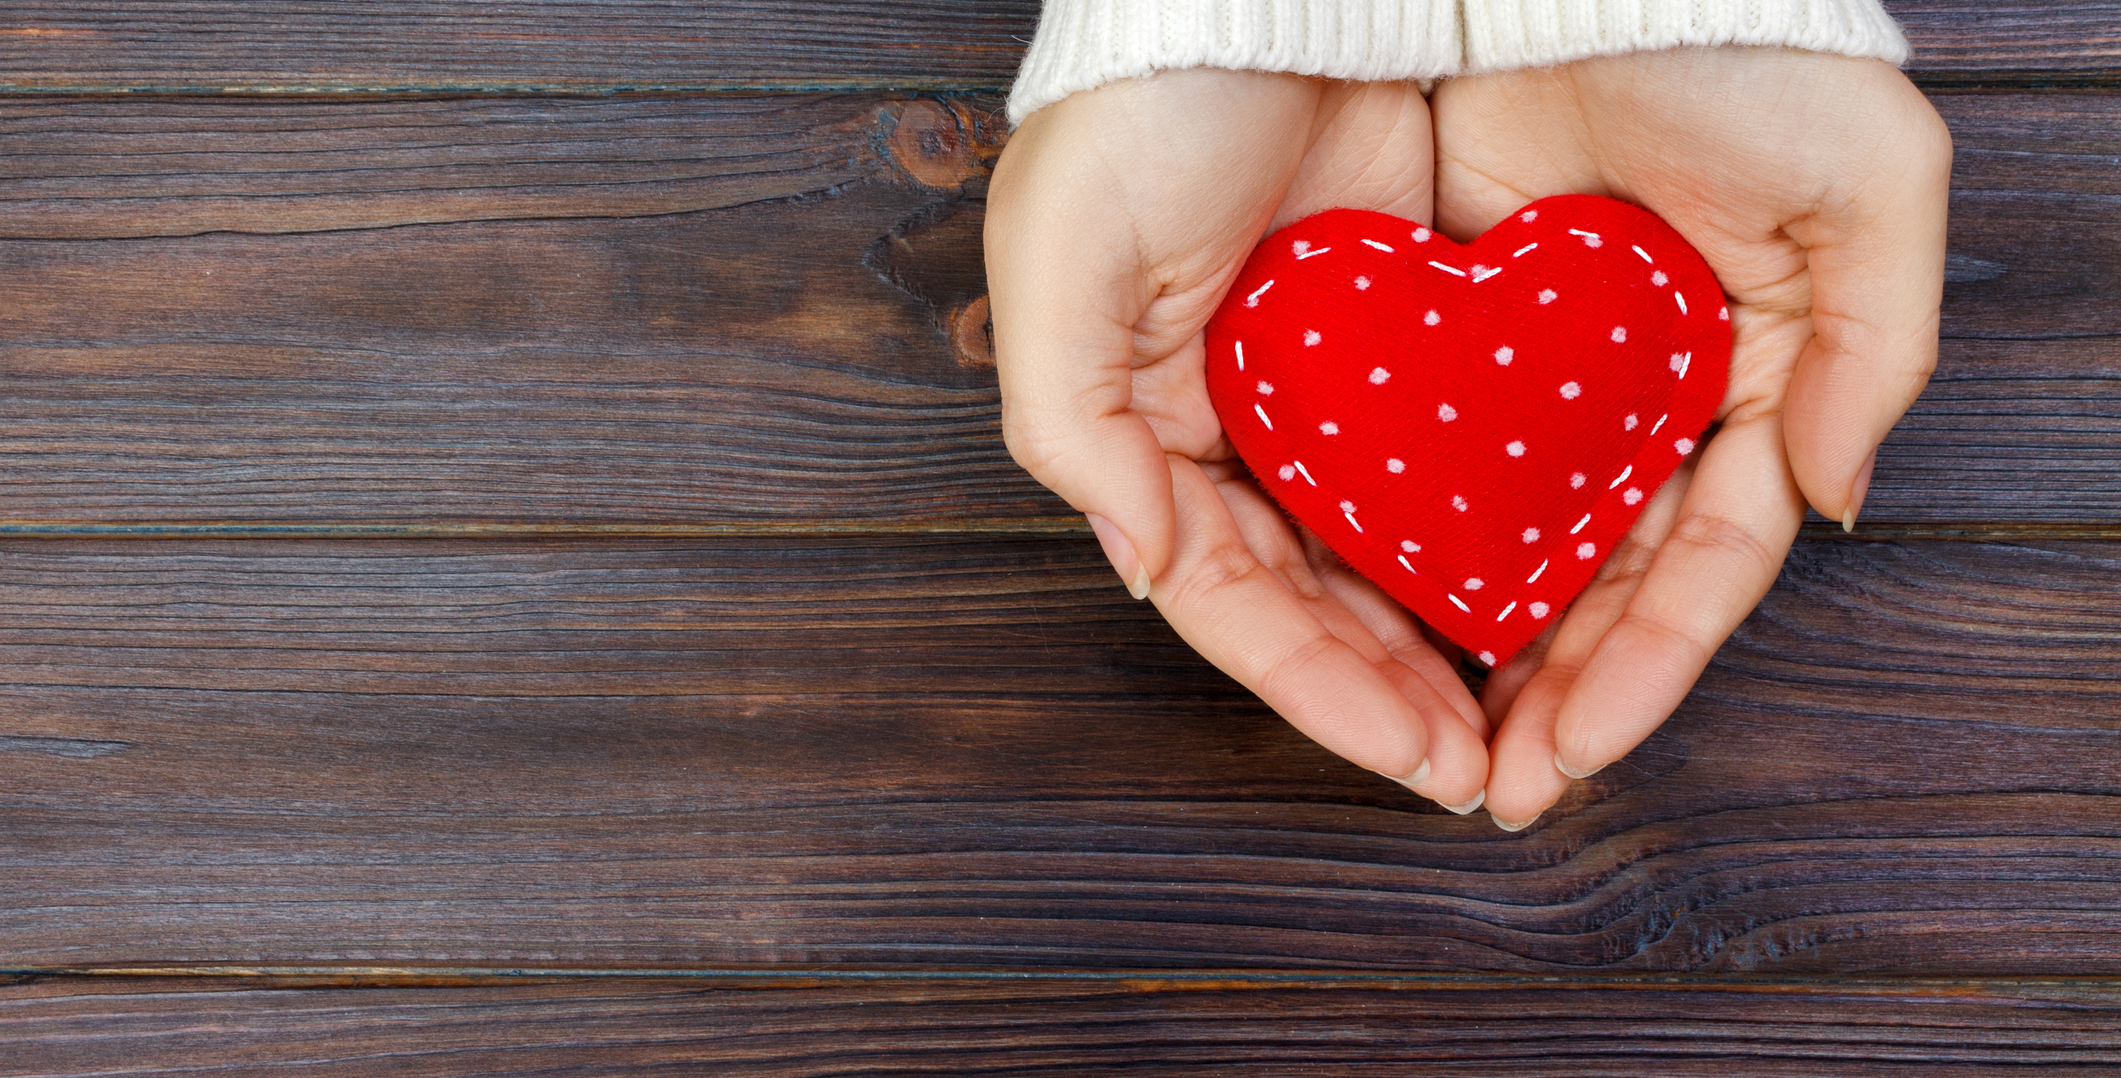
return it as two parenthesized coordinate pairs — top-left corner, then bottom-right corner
(1203, 195), (1730, 666)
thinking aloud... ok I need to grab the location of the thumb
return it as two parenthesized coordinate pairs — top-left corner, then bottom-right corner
(1782, 98), (1953, 531)
(983, 72), (1318, 595)
(984, 159), (1176, 597)
(993, 300), (1176, 598)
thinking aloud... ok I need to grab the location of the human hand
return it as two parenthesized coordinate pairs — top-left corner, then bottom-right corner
(985, 68), (1492, 811)
(1430, 48), (1951, 828)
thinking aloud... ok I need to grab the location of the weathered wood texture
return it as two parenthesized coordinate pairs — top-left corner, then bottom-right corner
(0, 92), (2115, 528)
(0, 1), (2113, 92)
(3, 536), (2115, 973)
(4, 976), (2118, 1075)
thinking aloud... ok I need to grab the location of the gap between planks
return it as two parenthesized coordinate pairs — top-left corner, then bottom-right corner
(0, 521), (2117, 541)
(7, 966), (2119, 997)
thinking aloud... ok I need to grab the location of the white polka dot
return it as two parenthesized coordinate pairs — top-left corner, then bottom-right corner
(1452, 495), (1468, 512)
(1610, 326), (1628, 343)
(1521, 210), (1539, 223)
(1401, 540), (1420, 553)
(1559, 381), (1581, 400)
(1320, 421), (1340, 435)
(1651, 270), (1669, 286)
(1719, 306), (1730, 321)
(1530, 602), (1550, 619)
(1623, 487), (1643, 505)
(1368, 367), (1390, 385)
(1413, 227), (1432, 243)
(1624, 413), (1639, 431)
(1669, 353), (1688, 372)
(1256, 381), (1274, 395)
(1576, 542), (1596, 559)
(1538, 289), (1558, 305)
(1354, 275), (1371, 290)
(1437, 403), (1458, 422)
(1339, 500), (1356, 513)
(1292, 240), (1311, 256)
(1478, 651), (1496, 666)
(1386, 458), (1405, 474)
(1581, 234), (1603, 248)
(1423, 310), (1441, 326)
(1505, 440), (1526, 458)
(1522, 527), (1541, 543)
(1569, 472), (1587, 489)
(1676, 437), (1696, 455)
(1277, 465), (1295, 481)
(1464, 578), (1484, 591)
(1303, 329), (1322, 347)
(1494, 346), (1515, 366)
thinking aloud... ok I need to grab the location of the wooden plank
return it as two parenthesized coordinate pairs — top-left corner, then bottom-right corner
(0, 2), (2113, 94)
(4, 975), (2118, 1075)
(0, 92), (2114, 529)
(1, 536), (2115, 973)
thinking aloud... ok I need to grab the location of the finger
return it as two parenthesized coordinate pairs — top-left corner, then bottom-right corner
(1547, 412), (1805, 781)
(1295, 533), (1494, 799)
(1301, 535), (1492, 741)
(1782, 79), (1952, 529)
(1155, 457), (1441, 790)
(1207, 466), (1487, 806)
(1480, 464), (1693, 827)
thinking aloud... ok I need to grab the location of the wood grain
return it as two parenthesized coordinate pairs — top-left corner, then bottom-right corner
(0, 2), (2113, 93)
(4, 975), (2118, 1075)
(1, 536), (2114, 973)
(0, 93), (2114, 528)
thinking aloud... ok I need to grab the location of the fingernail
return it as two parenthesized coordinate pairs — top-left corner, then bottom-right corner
(1493, 812), (1540, 833)
(1439, 789), (1485, 815)
(1554, 752), (1603, 780)
(1385, 758), (1431, 789)
(1843, 448), (1877, 534)
(1086, 513), (1150, 600)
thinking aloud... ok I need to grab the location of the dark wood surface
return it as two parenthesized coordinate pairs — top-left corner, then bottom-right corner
(0, 2), (2114, 92)
(2, 0), (2117, 1070)
(1, 537), (2115, 974)
(5, 975), (2118, 1076)
(1, 92), (2117, 529)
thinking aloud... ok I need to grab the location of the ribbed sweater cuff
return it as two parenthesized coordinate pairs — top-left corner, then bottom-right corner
(1461, 0), (1909, 73)
(1007, 0), (1463, 125)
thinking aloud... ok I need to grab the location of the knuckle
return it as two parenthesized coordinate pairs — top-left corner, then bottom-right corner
(1609, 608), (1715, 673)
(1255, 632), (1347, 713)
(1000, 409), (1088, 481)
(1169, 536), (1267, 609)
(1663, 510), (1783, 583)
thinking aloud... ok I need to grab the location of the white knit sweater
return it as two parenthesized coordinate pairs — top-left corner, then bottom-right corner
(1009, 0), (1911, 124)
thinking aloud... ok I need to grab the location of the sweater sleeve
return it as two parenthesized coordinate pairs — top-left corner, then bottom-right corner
(1008, 0), (1909, 125)
(1461, 0), (1907, 74)
(1007, 0), (1463, 125)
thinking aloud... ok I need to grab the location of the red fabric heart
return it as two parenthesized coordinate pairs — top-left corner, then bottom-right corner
(1204, 195), (1730, 666)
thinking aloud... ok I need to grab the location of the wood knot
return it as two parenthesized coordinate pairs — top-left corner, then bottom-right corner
(883, 99), (998, 192)
(949, 295), (994, 370)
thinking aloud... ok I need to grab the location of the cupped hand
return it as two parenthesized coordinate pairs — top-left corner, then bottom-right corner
(986, 68), (1491, 811)
(1430, 48), (1952, 828)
